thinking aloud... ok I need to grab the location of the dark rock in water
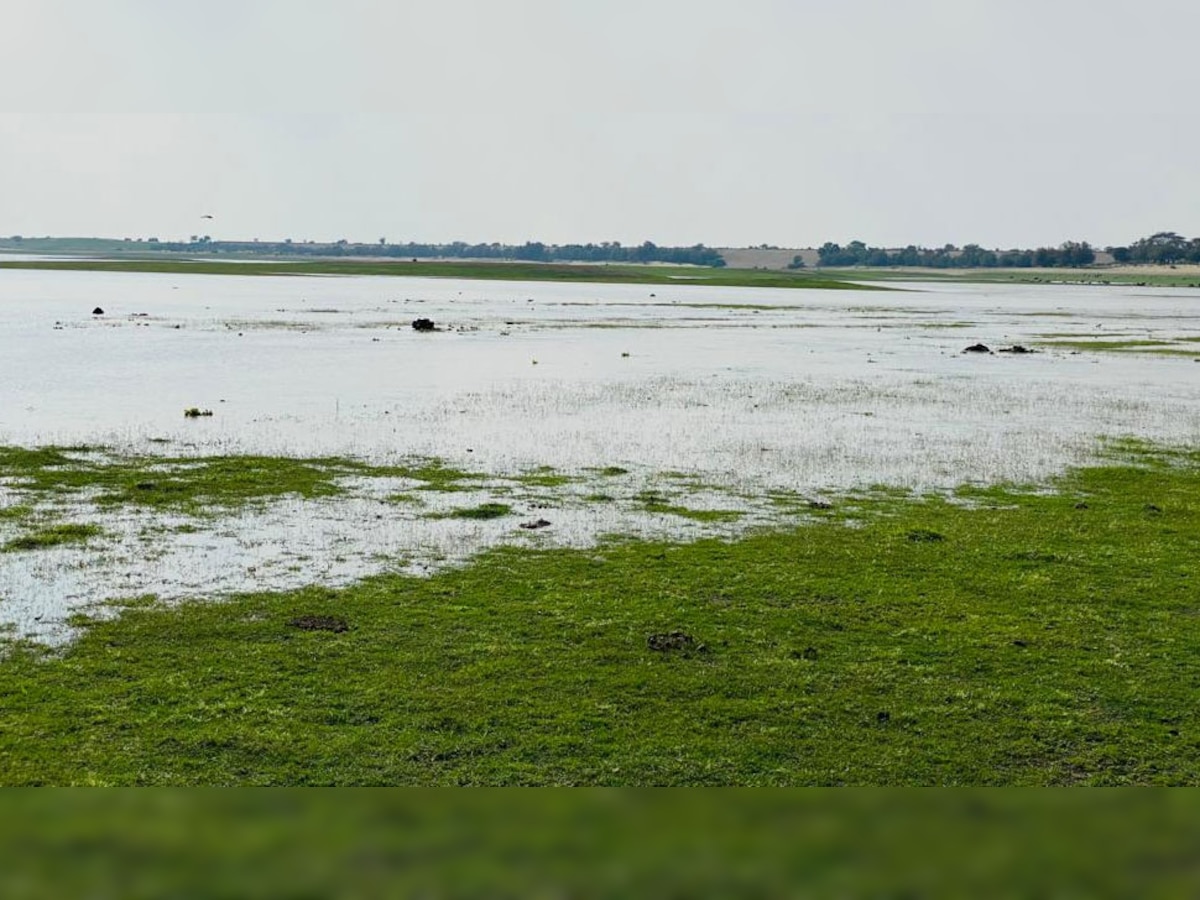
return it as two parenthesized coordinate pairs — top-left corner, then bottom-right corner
(92, 307), (104, 315)
(519, 518), (552, 530)
(998, 345), (1033, 354)
(647, 630), (706, 653)
(411, 318), (436, 332)
(962, 343), (991, 354)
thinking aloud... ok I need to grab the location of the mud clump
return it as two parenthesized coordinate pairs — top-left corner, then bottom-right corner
(962, 343), (991, 354)
(647, 630), (706, 653)
(183, 407), (213, 418)
(519, 518), (552, 530)
(411, 318), (436, 332)
(288, 614), (349, 633)
(998, 345), (1033, 354)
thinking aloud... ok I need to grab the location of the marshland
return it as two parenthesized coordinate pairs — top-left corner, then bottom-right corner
(2, 261), (1199, 784)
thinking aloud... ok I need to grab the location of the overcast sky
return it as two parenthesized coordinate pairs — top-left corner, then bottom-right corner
(1, 1), (1196, 248)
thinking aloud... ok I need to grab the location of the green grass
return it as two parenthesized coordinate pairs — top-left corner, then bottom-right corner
(444, 503), (513, 521)
(512, 467), (579, 489)
(5, 444), (1200, 783)
(638, 492), (745, 523)
(0, 504), (34, 522)
(383, 460), (484, 493)
(2, 523), (103, 552)
(1036, 339), (1173, 352)
(0, 446), (491, 513)
(2, 792), (1198, 897)
(0, 258), (881, 291)
(0, 449), (348, 513)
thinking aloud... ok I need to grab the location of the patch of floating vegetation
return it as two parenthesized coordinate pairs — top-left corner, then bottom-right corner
(2, 522), (103, 553)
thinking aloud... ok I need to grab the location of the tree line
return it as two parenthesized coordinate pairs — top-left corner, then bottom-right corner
(808, 232), (1200, 269)
(145, 238), (727, 267)
(809, 240), (1097, 269)
(1109, 232), (1200, 265)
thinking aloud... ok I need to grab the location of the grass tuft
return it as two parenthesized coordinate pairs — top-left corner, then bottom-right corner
(3, 523), (102, 552)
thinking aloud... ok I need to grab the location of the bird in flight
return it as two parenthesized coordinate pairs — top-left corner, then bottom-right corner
(200, 214), (214, 219)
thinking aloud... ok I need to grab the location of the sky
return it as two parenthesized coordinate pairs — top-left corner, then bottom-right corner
(0, 0), (1197, 249)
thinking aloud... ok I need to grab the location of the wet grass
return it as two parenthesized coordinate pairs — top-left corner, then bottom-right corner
(0, 505), (35, 522)
(0, 446), (491, 513)
(1037, 339), (1174, 352)
(638, 491), (745, 523)
(512, 468), (579, 489)
(2, 442), (1200, 784)
(0, 450), (349, 513)
(443, 503), (513, 521)
(2, 523), (103, 552)
(0, 258), (880, 291)
(371, 460), (484, 493)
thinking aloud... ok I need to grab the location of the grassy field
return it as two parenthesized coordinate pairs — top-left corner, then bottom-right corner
(2, 441), (1199, 785)
(0, 257), (878, 291)
(2, 792), (1198, 897)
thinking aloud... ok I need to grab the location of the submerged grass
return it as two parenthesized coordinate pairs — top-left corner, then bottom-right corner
(443, 503), (513, 521)
(1037, 339), (1174, 352)
(0, 446), (491, 513)
(0, 505), (34, 522)
(638, 491), (745, 523)
(2, 523), (102, 553)
(4, 444), (1200, 783)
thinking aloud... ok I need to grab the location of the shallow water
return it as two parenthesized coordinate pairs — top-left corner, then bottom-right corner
(2, 268), (1199, 642)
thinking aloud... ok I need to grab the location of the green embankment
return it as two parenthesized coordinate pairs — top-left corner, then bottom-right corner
(0, 257), (879, 290)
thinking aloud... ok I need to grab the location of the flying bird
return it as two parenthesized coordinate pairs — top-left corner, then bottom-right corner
(200, 214), (214, 219)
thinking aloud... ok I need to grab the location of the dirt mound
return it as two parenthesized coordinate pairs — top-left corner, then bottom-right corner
(647, 630), (706, 652)
(288, 614), (349, 633)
